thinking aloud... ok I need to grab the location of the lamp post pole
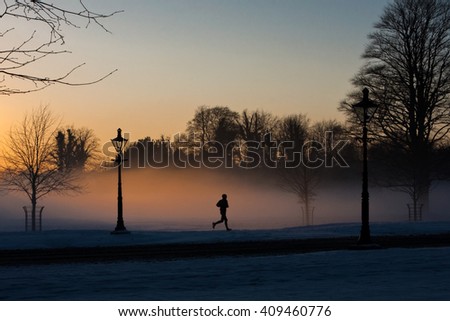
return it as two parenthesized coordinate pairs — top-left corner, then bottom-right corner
(111, 128), (129, 234)
(359, 108), (370, 244)
(115, 152), (126, 232)
(352, 88), (378, 245)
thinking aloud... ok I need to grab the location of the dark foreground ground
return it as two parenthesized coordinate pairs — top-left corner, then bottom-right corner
(1, 233), (450, 266)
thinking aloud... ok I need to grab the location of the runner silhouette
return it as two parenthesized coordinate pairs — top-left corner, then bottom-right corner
(212, 194), (231, 231)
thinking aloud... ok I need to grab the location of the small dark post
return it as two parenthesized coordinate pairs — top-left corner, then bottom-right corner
(352, 88), (378, 245)
(111, 128), (130, 234)
(23, 206), (28, 232)
(39, 206), (44, 232)
(22, 206), (44, 232)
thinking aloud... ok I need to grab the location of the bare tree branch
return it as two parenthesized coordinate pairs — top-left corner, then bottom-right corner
(0, 0), (122, 95)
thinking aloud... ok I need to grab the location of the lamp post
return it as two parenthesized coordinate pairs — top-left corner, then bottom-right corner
(111, 128), (129, 234)
(352, 88), (378, 245)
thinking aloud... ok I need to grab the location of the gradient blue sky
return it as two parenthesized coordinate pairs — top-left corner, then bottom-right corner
(2, 0), (391, 145)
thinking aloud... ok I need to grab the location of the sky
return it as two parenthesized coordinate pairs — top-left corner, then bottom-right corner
(2, 0), (413, 231)
(1, 0), (391, 146)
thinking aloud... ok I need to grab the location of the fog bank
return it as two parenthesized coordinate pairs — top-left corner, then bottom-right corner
(0, 169), (449, 231)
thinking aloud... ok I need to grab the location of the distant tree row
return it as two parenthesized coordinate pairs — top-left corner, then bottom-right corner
(125, 106), (355, 170)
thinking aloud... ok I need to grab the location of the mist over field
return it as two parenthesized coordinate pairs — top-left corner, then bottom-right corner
(1, 168), (449, 232)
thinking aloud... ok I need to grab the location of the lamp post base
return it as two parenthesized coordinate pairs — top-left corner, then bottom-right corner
(350, 243), (382, 250)
(111, 224), (130, 235)
(357, 225), (371, 245)
(355, 225), (381, 249)
(111, 229), (130, 235)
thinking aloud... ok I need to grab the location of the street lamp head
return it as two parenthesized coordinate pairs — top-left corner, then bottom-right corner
(352, 88), (378, 123)
(111, 128), (128, 154)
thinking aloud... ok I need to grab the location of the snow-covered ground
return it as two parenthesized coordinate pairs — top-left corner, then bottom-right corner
(1, 221), (450, 250)
(0, 221), (449, 300)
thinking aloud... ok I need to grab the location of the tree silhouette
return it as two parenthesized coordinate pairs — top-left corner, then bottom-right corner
(0, 106), (81, 231)
(237, 109), (279, 168)
(0, 1), (120, 95)
(238, 109), (278, 142)
(277, 114), (319, 225)
(186, 106), (240, 165)
(54, 127), (100, 171)
(187, 106), (240, 145)
(277, 114), (309, 171)
(124, 136), (171, 168)
(341, 0), (450, 215)
(310, 119), (355, 169)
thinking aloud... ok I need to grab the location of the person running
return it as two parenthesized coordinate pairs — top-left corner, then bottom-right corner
(212, 194), (231, 231)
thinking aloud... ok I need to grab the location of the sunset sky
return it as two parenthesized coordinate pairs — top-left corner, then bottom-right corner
(1, 0), (390, 146)
(3, 0), (450, 232)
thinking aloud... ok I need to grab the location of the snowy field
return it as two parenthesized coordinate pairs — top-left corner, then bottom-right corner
(1, 221), (450, 250)
(0, 221), (450, 300)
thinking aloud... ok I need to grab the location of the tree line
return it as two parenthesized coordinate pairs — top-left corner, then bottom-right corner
(124, 106), (355, 171)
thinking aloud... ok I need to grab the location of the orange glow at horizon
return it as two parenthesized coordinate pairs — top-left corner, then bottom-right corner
(2, 166), (446, 232)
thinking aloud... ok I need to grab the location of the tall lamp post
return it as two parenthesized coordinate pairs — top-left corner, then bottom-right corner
(353, 88), (378, 245)
(111, 128), (130, 234)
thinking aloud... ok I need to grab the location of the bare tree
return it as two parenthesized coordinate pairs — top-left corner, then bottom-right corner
(238, 109), (278, 142)
(186, 106), (240, 165)
(186, 106), (240, 145)
(279, 164), (319, 226)
(277, 114), (309, 169)
(54, 126), (100, 171)
(340, 0), (450, 215)
(0, 0), (120, 95)
(310, 119), (356, 168)
(0, 106), (81, 231)
(277, 114), (319, 225)
(237, 109), (278, 167)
